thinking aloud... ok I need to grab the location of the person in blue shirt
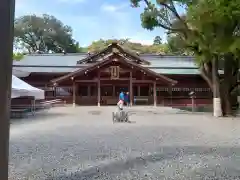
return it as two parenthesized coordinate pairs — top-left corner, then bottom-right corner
(119, 91), (125, 101)
(117, 90), (125, 110)
(125, 92), (130, 106)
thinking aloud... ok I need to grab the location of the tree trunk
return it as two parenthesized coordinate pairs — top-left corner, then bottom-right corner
(220, 84), (232, 116)
(221, 54), (239, 116)
(212, 55), (223, 117)
(200, 54), (239, 117)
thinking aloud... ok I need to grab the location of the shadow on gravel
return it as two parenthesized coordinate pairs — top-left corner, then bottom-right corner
(88, 110), (102, 115)
(10, 111), (69, 125)
(127, 110), (216, 117)
(127, 110), (186, 116)
(46, 146), (240, 180)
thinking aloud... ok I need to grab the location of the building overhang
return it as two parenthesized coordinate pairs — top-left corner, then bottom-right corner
(51, 52), (177, 86)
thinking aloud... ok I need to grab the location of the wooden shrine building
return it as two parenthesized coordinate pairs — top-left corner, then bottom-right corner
(13, 42), (212, 107)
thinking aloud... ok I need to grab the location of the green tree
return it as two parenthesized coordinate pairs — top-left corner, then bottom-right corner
(87, 38), (170, 54)
(14, 14), (82, 53)
(88, 39), (109, 52)
(187, 0), (240, 116)
(13, 53), (24, 61)
(167, 34), (187, 55)
(153, 36), (162, 45)
(130, 0), (240, 116)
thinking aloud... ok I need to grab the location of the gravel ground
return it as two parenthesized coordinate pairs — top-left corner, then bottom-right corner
(9, 106), (240, 180)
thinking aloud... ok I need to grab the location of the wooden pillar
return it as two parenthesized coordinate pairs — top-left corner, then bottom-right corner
(148, 85), (151, 96)
(54, 87), (56, 97)
(97, 72), (101, 107)
(72, 81), (76, 107)
(168, 85), (172, 105)
(138, 86), (141, 96)
(87, 85), (91, 97)
(0, 0), (15, 178)
(130, 72), (133, 106)
(153, 81), (157, 106)
(113, 85), (115, 97)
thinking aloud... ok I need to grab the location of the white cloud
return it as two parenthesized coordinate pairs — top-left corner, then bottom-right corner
(57, 0), (86, 4)
(14, 0), (165, 47)
(129, 39), (153, 45)
(100, 3), (128, 13)
(101, 4), (118, 12)
(118, 32), (154, 45)
(15, 0), (29, 15)
(128, 32), (167, 45)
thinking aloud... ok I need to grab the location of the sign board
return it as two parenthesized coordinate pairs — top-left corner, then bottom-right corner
(110, 66), (120, 79)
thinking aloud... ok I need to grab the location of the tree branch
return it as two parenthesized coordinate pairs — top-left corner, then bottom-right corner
(142, 0), (189, 31)
(200, 63), (213, 90)
(143, 0), (150, 6)
(229, 81), (240, 93)
(160, 1), (188, 29)
(157, 23), (184, 32)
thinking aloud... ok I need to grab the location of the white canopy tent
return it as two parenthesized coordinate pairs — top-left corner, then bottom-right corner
(12, 68), (31, 78)
(11, 89), (21, 99)
(11, 75), (45, 99)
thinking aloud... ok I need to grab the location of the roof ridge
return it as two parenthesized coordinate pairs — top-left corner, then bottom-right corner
(140, 54), (194, 57)
(25, 53), (88, 56)
(23, 52), (194, 58)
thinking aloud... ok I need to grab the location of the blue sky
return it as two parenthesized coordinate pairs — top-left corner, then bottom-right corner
(15, 0), (166, 47)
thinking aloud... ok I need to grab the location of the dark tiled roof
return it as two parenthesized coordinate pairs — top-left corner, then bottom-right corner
(13, 53), (87, 66)
(13, 66), (80, 73)
(13, 52), (199, 74)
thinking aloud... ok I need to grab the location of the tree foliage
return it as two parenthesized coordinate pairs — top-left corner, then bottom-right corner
(13, 53), (24, 61)
(167, 34), (188, 55)
(153, 36), (162, 45)
(186, 0), (240, 115)
(14, 14), (82, 53)
(187, 0), (240, 57)
(130, 0), (240, 116)
(87, 38), (169, 54)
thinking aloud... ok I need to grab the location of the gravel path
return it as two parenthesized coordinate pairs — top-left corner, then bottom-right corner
(9, 106), (240, 180)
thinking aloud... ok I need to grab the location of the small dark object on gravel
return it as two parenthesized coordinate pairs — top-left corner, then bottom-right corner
(112, 110), (129, 123)
(88, 111), (101, 115)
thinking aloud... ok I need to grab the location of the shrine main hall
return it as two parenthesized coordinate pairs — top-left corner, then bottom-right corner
(13, 42), (212, 107)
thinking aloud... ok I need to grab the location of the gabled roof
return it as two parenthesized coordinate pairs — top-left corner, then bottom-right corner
(76, 42), (151, 65)
(12, 44), (198, 74)
(51, 52), (177, 85)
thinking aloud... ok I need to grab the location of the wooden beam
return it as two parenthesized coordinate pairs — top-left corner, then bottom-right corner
(75, 80), (98, 83)
(95, 83), (128, 86)
(100, 78), (131, 81)
(133, 80), (153, 83)
(100, 68), (131, 73)
(76, 78), (139, 82)
(0, 0), (15, 179)
(75, 79), (153, 83)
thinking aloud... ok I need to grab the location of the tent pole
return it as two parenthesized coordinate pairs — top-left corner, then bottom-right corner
(0, 0), (15, 179)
